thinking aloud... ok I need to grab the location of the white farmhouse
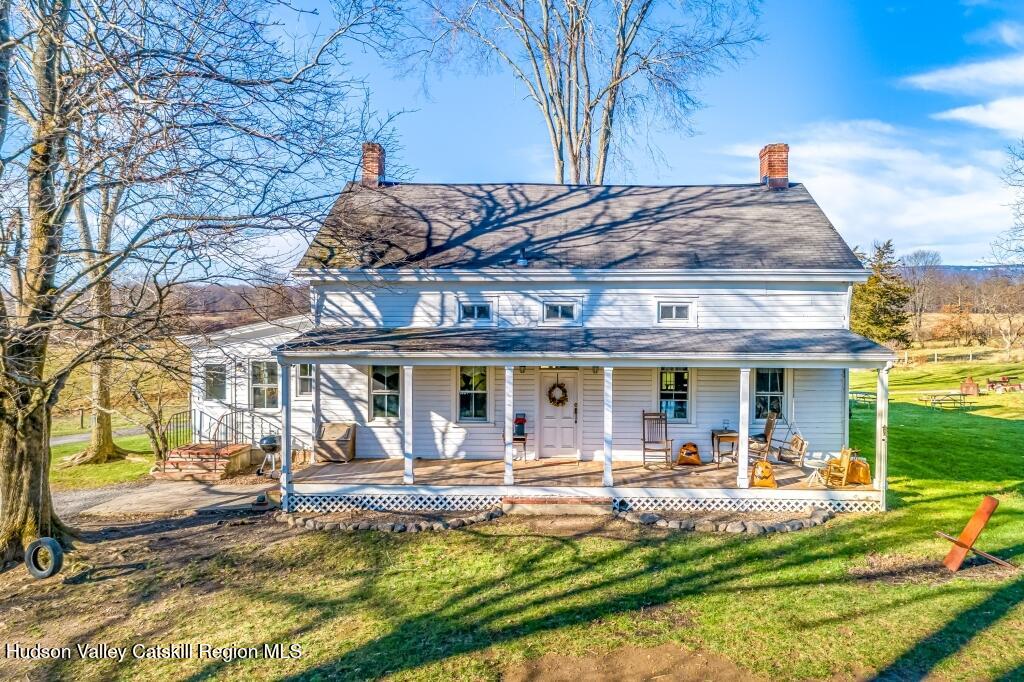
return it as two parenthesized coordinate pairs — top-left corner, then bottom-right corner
(183, 142), (894, 514)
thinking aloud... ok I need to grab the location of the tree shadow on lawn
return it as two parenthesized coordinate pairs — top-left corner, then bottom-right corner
(168, 512), (1024, 681)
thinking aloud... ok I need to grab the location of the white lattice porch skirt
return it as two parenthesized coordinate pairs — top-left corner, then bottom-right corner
(286, 484), (883, 514)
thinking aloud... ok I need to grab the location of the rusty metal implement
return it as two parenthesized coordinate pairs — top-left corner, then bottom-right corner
(936, 496), (1017, 572)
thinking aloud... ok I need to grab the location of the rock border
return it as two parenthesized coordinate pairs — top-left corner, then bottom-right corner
(616, 505), (835, 535)
(274, 507), (504, 533)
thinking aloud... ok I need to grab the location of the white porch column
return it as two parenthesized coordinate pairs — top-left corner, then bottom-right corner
(280, 362), (293, 510)
(737, 367), (751, 488)
(402, 365), (414, 484)
(504, 365), (515, 485)
(603, 367), (614, 487)
(874, 362), (890, 510)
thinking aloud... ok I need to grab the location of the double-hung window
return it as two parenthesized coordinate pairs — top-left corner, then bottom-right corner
(457, 366), (488, 422)
(296, 364), (314, 397)
(754, 368), (785, 420)
(203, 364), (226, 401)
(370, 366), (400, 419)
(250, 361), (279, 409)
(658, 368), (691, 421)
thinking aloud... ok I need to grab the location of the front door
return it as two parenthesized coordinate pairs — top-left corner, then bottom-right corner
(539, 371), (579, 457)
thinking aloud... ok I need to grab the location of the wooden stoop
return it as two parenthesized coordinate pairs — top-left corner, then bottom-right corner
(152, 443), (254, 482)
(501, 495), (615, 516)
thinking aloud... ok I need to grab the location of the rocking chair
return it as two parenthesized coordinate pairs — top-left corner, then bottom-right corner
(748, 412), (779, 459)
(822, 448), (854, 488)
(641, 411), (673, 467)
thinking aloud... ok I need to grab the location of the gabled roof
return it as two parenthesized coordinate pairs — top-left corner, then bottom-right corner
(177, 314), (312, 348)
(297, 182), (864, 272)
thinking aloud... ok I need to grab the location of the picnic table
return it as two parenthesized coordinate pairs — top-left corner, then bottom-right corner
(849, 390), (876, 404)
(917, 390), (973, 410)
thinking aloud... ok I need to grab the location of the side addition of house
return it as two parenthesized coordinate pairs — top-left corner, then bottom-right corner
(183, 142), (895, 513)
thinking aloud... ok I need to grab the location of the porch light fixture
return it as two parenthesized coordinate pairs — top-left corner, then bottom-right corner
(592, 366), (599, 374)
(518, 366), (526, 374)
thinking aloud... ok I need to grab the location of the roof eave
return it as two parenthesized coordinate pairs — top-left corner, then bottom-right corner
(292, 267), (870, 284)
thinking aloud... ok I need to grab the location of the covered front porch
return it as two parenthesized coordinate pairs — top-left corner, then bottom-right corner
(293, 457), (871, 490)
(274, 327), (894, 513)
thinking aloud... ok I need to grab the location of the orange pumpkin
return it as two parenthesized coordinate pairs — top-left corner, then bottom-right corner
(751, 460), (778, 488)
(676, 442), (702, 466)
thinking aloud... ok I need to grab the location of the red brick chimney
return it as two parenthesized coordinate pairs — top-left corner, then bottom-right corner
(360, 142), (385, 188)
(759, 143), (789, 190)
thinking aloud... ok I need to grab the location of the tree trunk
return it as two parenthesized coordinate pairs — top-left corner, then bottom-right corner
(0, 397), (70, 561)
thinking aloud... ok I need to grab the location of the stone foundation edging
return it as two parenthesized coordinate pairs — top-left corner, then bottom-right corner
(274, 507), (505, 533)
(274, 504), (835, 535)
(616, 504), (836, 534)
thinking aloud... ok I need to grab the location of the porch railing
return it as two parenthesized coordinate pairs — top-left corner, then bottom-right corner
(163, 409), (280, 450)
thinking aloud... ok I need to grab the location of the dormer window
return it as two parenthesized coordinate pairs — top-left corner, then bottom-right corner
(460, 302), (492, 322)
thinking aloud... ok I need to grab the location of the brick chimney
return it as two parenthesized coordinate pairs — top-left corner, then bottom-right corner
(360, 142), (385, 187)
(759, 143), (789, 190)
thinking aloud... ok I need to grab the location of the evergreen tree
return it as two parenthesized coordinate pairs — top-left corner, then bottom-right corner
(851, 240), (912, 346)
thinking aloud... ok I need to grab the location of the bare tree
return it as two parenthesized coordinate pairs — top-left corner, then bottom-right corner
(977, 273), (1024, 359)
(412, 0), (759, 183)
(900, 249), (942, 344)
(0, 0), (392, 560)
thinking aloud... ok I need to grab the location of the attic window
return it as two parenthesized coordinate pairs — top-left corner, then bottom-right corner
(658, 303), (690, 322)
(656, 300), (697, 327)
(543, 302), (577, 323)
(460, 302), (492, 322)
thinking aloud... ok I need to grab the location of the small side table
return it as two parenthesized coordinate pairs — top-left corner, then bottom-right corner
(711, 429), (739, 468)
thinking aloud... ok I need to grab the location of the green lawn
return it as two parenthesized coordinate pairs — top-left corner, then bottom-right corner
(32, 362), (1024, 680)
(49, 434), (155, 491)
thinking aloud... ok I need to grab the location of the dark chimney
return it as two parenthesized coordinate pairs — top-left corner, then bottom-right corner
(361, 142), (385, 187)
(759, 143), (789, 190)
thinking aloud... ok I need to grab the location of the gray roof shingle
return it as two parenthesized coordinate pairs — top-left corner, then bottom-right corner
(297, 182), (864, 271)
(276, 327), (893, 361)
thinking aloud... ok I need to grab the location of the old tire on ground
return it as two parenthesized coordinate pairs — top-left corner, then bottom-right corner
(25, 537), (64, 579)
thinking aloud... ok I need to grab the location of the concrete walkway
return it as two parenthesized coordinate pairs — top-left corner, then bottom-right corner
(79, 481), (274, 516)
(50, 427), (146, 447)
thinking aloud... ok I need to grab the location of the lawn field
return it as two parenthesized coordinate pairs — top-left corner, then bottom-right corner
(6, 361), (1023, 680)
(49, 434), (156, 491)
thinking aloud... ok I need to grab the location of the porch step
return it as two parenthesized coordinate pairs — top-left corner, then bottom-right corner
(151, 469), (226, 483)
(501, 495), (614, 516)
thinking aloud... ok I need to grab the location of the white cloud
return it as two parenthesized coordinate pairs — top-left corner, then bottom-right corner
(966, 20), (1024, 48)
(725, 120), (1015, 263)
(933, 96), (1024, 136)
(902, 54), (1024, 95)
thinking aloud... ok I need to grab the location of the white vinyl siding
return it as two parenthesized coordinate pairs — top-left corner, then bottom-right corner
(318, 282), (850, 329)
(314, 364), (845, 461)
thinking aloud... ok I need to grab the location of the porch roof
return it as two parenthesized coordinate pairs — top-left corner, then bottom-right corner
(275, 326), (894, 368)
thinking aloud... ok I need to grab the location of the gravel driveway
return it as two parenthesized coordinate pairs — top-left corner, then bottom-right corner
(52, 480), (153, 517)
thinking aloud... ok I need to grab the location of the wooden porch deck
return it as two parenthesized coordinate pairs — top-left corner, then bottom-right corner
(292, 458), (872, 491)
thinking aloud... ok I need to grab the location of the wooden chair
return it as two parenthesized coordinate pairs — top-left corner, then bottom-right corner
(748, 412), (778, 459)
(641, 411), (673, 467)
(822, 448), (854, 488)
(776, 434), (809, 467)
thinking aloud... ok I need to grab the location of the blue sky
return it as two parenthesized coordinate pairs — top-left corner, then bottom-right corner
(327, 0), (1024, 264)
